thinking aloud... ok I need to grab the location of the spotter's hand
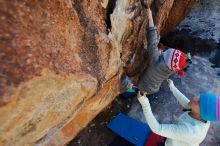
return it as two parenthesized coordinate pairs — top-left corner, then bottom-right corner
(137, 91), (147, 98)
(167, 79), (174, 87)
(137, 91), (149, 107)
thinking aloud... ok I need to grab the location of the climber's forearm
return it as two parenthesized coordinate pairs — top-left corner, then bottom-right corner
(147, 26), (159, 59)
(143, 8), (160, 61)
(146, 8), (159, 61)
(148, 9), (154, 27)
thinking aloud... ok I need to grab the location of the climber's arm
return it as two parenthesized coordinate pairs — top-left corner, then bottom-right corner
(148, 8), (154, 27)
(146, 9), (160, 60)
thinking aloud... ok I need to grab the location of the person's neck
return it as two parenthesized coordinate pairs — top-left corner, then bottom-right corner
(189, 112), (206, 123)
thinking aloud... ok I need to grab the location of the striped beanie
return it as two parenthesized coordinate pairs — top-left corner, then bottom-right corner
(163, 48), (188, 76)
(200, 93), (220, 121)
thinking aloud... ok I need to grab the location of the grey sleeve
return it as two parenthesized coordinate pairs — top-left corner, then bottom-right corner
(145, 27), (160, 61)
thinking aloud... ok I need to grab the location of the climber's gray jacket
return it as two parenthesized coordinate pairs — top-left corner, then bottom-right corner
(137, 27), (174, 94)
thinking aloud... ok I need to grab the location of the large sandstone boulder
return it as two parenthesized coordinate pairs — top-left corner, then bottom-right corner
(0, 0), (195, 145)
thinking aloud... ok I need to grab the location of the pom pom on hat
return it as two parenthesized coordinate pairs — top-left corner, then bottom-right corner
(178, 71), (185, 76)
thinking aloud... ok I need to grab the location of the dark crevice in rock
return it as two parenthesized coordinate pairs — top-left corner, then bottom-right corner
(105, 0), (117, 31)
(160, 29), (219, 54)
(71, 0), (106, 90)
(161, 28), (220, 68)
(71, 0), (88, 27)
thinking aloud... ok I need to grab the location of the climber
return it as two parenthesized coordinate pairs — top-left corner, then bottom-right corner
(137, 79), (219, 146)
(121, 8), (192, 95)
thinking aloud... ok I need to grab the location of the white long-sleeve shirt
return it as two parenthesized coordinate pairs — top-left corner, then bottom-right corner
(138, 82), (210, 146)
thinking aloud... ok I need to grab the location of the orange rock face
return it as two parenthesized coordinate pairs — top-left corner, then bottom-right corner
(0, 0), (195, 145)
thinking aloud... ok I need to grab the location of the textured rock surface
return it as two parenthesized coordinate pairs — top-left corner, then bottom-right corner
(161, 0), (220, 53)
(177, 0), (220, 42)
(0, 0), (195, 145)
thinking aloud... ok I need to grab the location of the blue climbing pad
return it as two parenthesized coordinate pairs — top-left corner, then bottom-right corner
(107, 113), (151, 146)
